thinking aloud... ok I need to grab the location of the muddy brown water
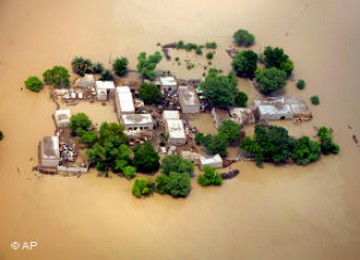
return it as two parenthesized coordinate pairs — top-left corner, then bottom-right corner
(1, 0), (360, 259)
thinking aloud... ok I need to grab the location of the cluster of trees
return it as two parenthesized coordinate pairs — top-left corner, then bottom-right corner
(233, 29), (255, 47)
(231, 50), (258, 78)
(240, 124), (339, 167)
(132, 178), (155, 197)
(43, 66), (71, 89)
(137, 51), (162, 80)
(198, 166), (223, 187)
(138, 83), (162, 104)
(24, 76), (44, 92)
(317, 126), (340, 155)
(175, 40), (218, 53)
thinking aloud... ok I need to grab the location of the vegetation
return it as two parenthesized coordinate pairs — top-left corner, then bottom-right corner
(0, 131), (3, 140)
(255, 67), (287, 95)
(43, 66), (70, 88)
(233, 29), (255, 47)
(263, 46), (294, 77)
(231, 50), (258, 78)
(218, 120), (242, 144)
(99, 69), (115, 81)
(195, 46), (203, 55)
(24, 76), (44, 92)
(133, 141), (160, 173)
(317, 126), (340, 155)
(205, 134), (228, 156)
(123, 166), (136, 179)
(113, 57), (129, 76)
(78, 130), (98, 147)
(161, 155), (194, 176)
(311, 95), (320, 105)
(290, 136), (321, 165)
(71, 57), (93, 76)
(206, 52), (214, 60)
(205, 41), (217, 49)
(235, 91), (248, 107)
(198, 166), (223, 187)
(91, 62), (105, 74)
(155, 172), (191, 197)
(137, 51), (162, 80)
(139, 83), (162, 104)
(132, 178), (155, 198)
(202, 68), (238, 107)
(68, 113), (92, 135)
(296, 79), (306, 90)
(175, 41), (199, 52)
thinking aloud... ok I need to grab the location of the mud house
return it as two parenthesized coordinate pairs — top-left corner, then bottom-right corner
(41, 136), (60, 168)
(159, 76), (177, 93)
(211, 107), (229, 128)
(229, 107), (255, 126)
(165, 119), (186, 145)
(74, 73), (95, 88)
(95, 81), (115, 101)
(199, 154), (223, 170)
(121, 114), (154, 130)
(178, 85), (200, 114)
(115, 86), (135, 120)
(54, 109), (71, 128)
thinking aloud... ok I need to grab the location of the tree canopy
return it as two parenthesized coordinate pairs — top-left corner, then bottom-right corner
(235, 91), (248, 107)
(139, 83), (162, 104)
(43, 66), (70, 88)
(233, 29), (255, 47)
(255, 67), (287, 95)
(218, 120), (242, 144)
(133, 141), (160, 173)
(24, 76), (44, 92)
(202, 68), (238, 107)
(132, 178), (155, 198)
(0, 131), (3, 140)
(156, 172), (191, 197)
(205, 134), (228, 156)
(68, 113), (93, 135)
(137, 51), (162, 80)
(99, 69), (115, 81)
(113, 57), (129, 76)
(161, 155), (194, 176)
(263, 46), (294, 77)
(198, 166), (223, 187)
(71, 57), (93, 76)
(317, 126), (340, 155)
(231, 50), (258, 78)
(290, 136), (321, 165)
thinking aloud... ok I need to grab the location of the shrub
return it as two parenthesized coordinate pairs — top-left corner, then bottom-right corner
(311, 95), (320, 105)
(235, 91), (248, 107)
(92, 62), (105, 74)
(317, 126), (340, 155)
(68, 113), (92, 135)
(198, 166), (223, 187)
(233, 29), (255, 47)
(161, 155), (194, 176)
(137, 51), (162, 80)
(231, 50), (258, 78)
(167, 172), (191, 197)
(255, 67), (287, 95)
(132, 178), (154, 198)
(0, 131), (3, 140)
(205, 42), (217, 49)
(195, 47), (203, 55)
(263, 46), (294, 77)
(218, 120), (242, 144)
(296, 79), (306, 90)
(139, 83), (162, 104)
(99, 70), (114, 81)
(206, 52), (214, 60)
(24, 76), (44, 92)
(113, 57), (129, 76)
(133, 141), (160, 173)
(123, 166), (136, 179)
(43, 66), (70, 88)
(71, 57), (93, 76)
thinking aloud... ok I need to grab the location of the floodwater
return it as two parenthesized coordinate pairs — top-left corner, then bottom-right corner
(1, 0), (360, 259)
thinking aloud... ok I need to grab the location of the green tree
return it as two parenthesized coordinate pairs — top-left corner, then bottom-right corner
(78, 130), (98, 147)
(0, 131), (3, 140)
(123, 166), (136, 179)
(43, 66), (70, 88)
(139, 83), (162, 104)
(99, 69), (114, 81)
(92, 62), (104, 74)
(205, 134), (228, 156)
(263, 46), (294, 77)
(86, 143), (107, 164)
(233, 29), (255, 46)
(166, 172), (191, 197)
(137, 51), (162, 80)
(290, 136), (321, 165)
(133, 141), (160, 173)
(132, 178), (154, 198)
(202, 68), (238, 107)
(255, 67), (287, 95)
(231, 50), (258, 78)
(68, 113), (92, 135)
(235, 91), (248, 107)
(311, 95), (320, 105)
(317, 126), (340, 155)
(218, 120), (241, 144)
(161, 155), (194, 176)
(205, 42), (217, 49)
(206, 52), (214, 60)
(99, 122), (127, 145)
(71, 57), (93, 76)
(113, 57), (129, 76)
(24, 76), (44, 92)
(198, 166), (223, 187)
(296, 79), (306, 90)
(155, 174), (170, 194)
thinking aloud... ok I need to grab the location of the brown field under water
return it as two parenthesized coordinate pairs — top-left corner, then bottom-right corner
(0, 0), (360, 259)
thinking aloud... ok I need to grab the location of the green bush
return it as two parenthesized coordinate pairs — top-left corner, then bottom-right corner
(139, 83), (162, 104)
(233, 29), (255, 47)
(24, 76), (44, 92)
(137, 51), (162, 80)
(68, 113), (92, 135)
(0, 131), (3, 140)
(206, 52), (214, 60)
(161, 155), (194, 176)
(231, 50), (258, 78)
(296, 79), (306, 90)
(99, 70), (114, 81)
(71, 57), (93, 76)
(235, 91), (248, 107)
(255, 67), (287, 95)
(263, 46), (294, 77)
(113, 57), (129, 76)
(205, 42), (217, 49)
(43, 66), (70, 88)
(218, 120), (242, 144)
(123, 166), (136, 179)
(198, 166), (223, 187)
(78, 130), (98, 147)
(92, 62), (104, 74)
(195, 47), (203, 55)
(205, 134), (228, 156)
(311, 95), (320, 105)
(317, 126), (340, 155)
(132, 178), (154, 198)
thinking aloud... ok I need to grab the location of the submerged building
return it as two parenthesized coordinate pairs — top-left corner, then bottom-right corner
(178, 85), (200, 114)
(54, 109), (71, 128)
(199, 154), (223, 170)
(41, 136), (60, 168)
(159, 76), (177, 93)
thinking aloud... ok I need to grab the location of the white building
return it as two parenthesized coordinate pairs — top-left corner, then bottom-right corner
(253, 98), (293, 121)
(159, 76), (177, 93)
(41, 136), (60, 168)
(199, 154), (223, 170)
(121, 114), (154, 130)
(95, 81), (115, 101)
(54, 109), (71, 128)
(178, 85), (200, 114)
(75, 74), (95, 88)
(165, 119), (186, 145)
(162, 110), (180, 120)
(115, 86), (135, 119)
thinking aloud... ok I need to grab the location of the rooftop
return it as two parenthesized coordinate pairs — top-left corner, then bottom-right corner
(199, 154), (222, 165)
(253, 96), (311, 116)
(54, 109), (71, 121)
(42, 136), (60, 159)
(95, 81), (115, 90)
(116, 87), (135, 113)
(159, 76), (177, 86)
(116, 86), (131, 93)
(166, 119), (186, 139)
(163, 110), (180, 120)
(121, 114), (153, 125)
(178, 85), (200, 106)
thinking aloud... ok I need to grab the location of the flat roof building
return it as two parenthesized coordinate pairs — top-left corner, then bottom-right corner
(211, 108), (229, 129)
(199, 154), (223, 170)
(162, 110), (180, 120)
(41, 136), (60, 168)
(95, 81), (115, 101)
(229, 107), (255, 126)
(54, 110), (71, 128)
(121, 114), (154, 130)
(178, 85), (200, 114)
(165, 119), (186, 145)
(159, 76), (177, 93)
(75, 74), (95, 88)
(115, 86), (135, 119)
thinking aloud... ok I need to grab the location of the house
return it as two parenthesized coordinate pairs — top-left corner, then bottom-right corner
(162, 110), (180, 120)
(41, 136), (60, 168)
(115, 86), (135, 119)
(121, 114), (154, 130)
(181, 151), (200, 165)
(159, 76), (177, 93)
(95, 81), (115, 101)
(229, 107), (255, 126)
(211, 108), (229, 129)
(165, 119), (186, 145)
(178, 85), (200, 114)
(199, 154), (223, 170)
(286, 96), (313, 121)
(54, 109), (71, 128)
(74, 73), (95, 88)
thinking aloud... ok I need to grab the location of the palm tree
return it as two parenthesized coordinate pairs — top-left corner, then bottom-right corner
(71, 56), (93, 76)
(99, 70), (114, 81)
